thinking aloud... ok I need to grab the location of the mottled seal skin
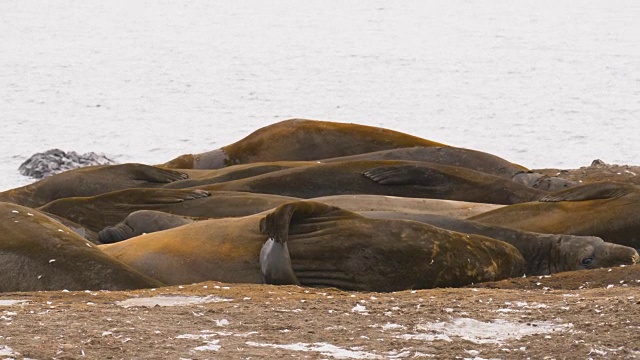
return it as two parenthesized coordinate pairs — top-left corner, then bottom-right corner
(0, 202), (163, 292)
(100, 201), (525, 291)
(360, 212), (639, 275)
(469, 182), (640, 249)
(196, 160), (546, 205)
(161, 118), (446, 169)
(39, 189), (293, 233)
(95, 195), (504, 243)
(0, 163), (188, 208)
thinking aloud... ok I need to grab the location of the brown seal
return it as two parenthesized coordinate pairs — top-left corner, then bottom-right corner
(99, 201), (524, 291)
(39, 189), (294, 233)
(360, 212), (639, 275)
(161, 118), (446, 169)
(195, 160), (546, 204)
(321, 146), (528, 179)
(469, 182), (640, 249)
(95, 194), (504, 243)
(0, 202), (163, 292)
(0, 163), (188, 208)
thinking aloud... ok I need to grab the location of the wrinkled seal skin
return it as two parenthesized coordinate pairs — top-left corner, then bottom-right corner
(0, 202), (163, 292)
(469, 182), (640, 249)
(94, 195), (504, 243)
(100, 201), (525, 291)
(360, 212), (639, 275)
(0, 163), (188, 208)
(161, 118), (446, 169)
(196, 160), (546, 205)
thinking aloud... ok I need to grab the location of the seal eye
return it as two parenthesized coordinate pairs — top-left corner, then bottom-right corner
(582, 257), (594, 266)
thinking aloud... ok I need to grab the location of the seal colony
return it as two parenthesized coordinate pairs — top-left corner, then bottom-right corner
(0, 118), (638, 292)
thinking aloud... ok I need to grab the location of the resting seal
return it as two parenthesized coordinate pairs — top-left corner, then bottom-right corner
(95, 195), (504, 243)
(161, 118), (446, 169)
(100, 201), (524, 291)
(40, 189), (293, 233)
(0, 202), (163, 292)
(360, 212), (639, 275)
(0, 163), (188, 208)
(195, 160), (546, 204)
(321, 146), (528, 179)
(469, 182), (640, 249)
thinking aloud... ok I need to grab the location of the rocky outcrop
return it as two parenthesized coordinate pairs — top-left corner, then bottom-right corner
(19, 149), (116, 179)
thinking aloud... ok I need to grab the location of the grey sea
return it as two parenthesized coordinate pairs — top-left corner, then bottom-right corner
(1, 0), (639, 191)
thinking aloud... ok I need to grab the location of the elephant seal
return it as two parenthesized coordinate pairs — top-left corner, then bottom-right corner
(196, 160), (546, 204)
(0, 202), (163, 292)
(511, 171), (578, 192)
(321, 146), (529, 179)
(360, 212), (639, 275)
(99, 210), (196, 244)
(39, 189), (294, 233)
(161, 161), (312, 189)
(161, 118), (445, 169)
(95, 194), (504, 243)
(469, 182), (640, 249)
(0, 163), (188, 208)
(100, 201), (525, 291)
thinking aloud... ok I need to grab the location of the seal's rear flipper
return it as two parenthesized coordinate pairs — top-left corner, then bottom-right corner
(540, 181), (635, 202)
(127, 164), (190, 183)
(362, 165), (447, 186)
(259, 201), (355, 286)
(260, 237), (299, 285)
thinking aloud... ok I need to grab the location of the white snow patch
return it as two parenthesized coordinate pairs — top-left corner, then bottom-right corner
(351, 304), (368, 313)
(382, 323), (407, 331)
(0, 300), (29, 306)
(116, 295), (232, 308)
(215, 319), (230, 327)
(399, 318), (572, 345)
(246, 341), (382, 359)
(193, 340), (221, 352)
(177, 333), (216, 340)
(0, 345), (17, 356)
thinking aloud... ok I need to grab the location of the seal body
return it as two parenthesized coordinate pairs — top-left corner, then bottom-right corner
(469, 182), (640, 248)
(361, 212), (639, 275)
(100, 201), (525, 291)
(0, 202), (163, 292)
(321, 146), (528, 179)
(94, 194), (504, 243)
(161, 118), (446, 169)
(195, 160), (546, 204)
(0, 163), (188, 208)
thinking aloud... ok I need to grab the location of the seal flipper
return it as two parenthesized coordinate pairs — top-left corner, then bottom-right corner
(540, 181), (635, 202)
(127, 164), (189, 183)
(362, 165), (447, 186)
(259, 201), (352, 286)
(260, 237), (300, 285)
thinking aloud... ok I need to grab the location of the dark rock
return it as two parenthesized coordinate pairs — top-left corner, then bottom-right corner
(19, 149), (117, 179)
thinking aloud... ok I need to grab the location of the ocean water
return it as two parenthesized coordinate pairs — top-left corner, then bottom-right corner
(1, 0), (639, 191)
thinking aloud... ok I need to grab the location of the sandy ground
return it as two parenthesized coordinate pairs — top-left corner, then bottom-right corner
(0, 161), (639, 359)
